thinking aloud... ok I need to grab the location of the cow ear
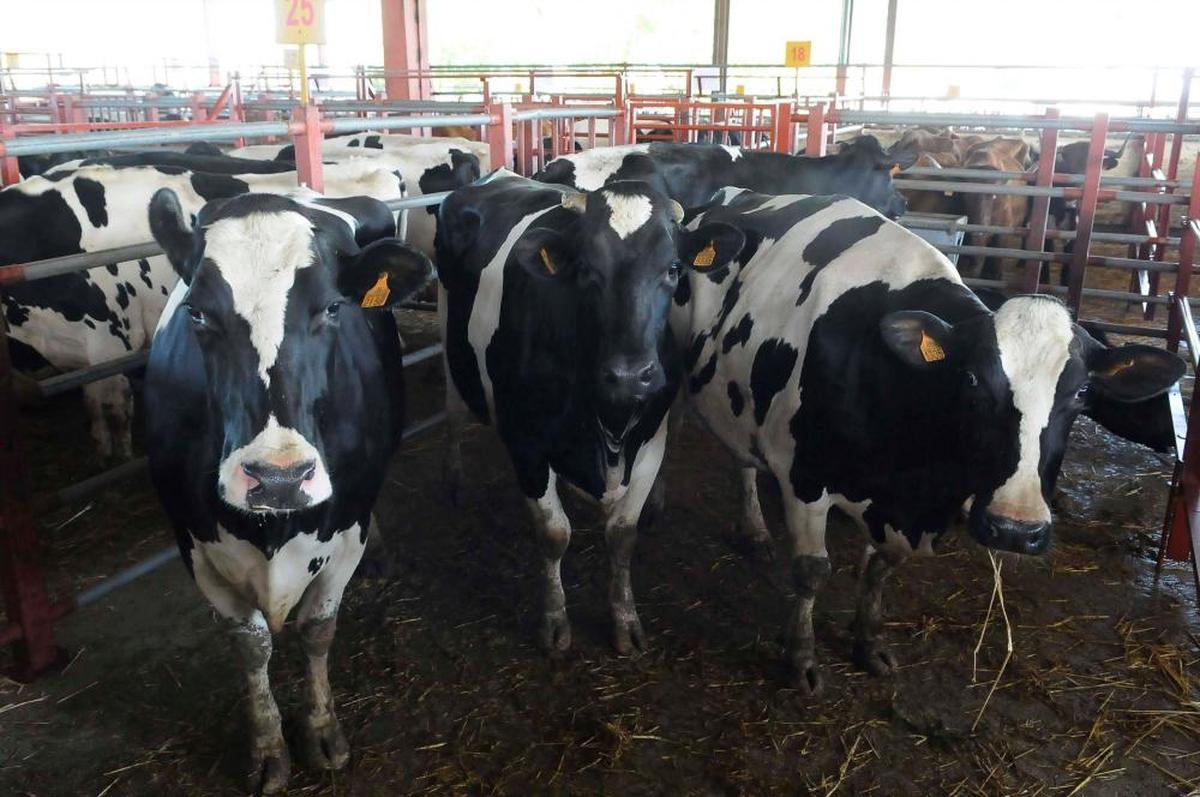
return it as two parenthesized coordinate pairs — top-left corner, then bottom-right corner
(148, 188), (197, 282)
(1086, 344), (1185, 402)
(339, 239), (434, 310)
(512, 228), (573, 279)
(678, 222), (745, 272)
(880, 310), (956, 369)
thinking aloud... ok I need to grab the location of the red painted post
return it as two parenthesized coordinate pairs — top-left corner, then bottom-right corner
(773, 101), (794, 153)
(0, 315), (61, 681)
(1064, 113), (1108, 316)
(291, 104), (325, 193)
(0, 125), (21, 186)
(1165, 156), (1200, 350)
(380, 0), (431, 101)
(190, 92), (205, 123)
(487, 102), (514, 171)
(805, 104), (827, 156)
(612, 78), (628, 147)
(1021, 108), (1059, 293)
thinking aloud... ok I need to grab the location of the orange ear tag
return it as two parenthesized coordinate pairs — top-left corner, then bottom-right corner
(539, 247), (557, 275)
(360, 273), (391, 309)
(693, 242), (717, 268)
(1104, 358), (1135, 376)
(919, 331), (945, 363)
(890, 163), (901, 175)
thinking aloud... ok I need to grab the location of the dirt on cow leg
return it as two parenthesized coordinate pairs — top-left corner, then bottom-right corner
(227, 616), (290, 795)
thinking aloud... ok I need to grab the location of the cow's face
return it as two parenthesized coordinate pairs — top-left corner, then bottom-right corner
(150, 190), (430, 513)
(881, 295), (1183, 555)
(836, 136), (908, 219)
(516, 182), (744, 440)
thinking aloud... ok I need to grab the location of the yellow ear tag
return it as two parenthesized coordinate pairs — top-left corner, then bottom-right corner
(539, 247), (557, 275)
(919, 331), (945, 363)
(693, 242), (717, 268)
(890, 163), (901, 175)
(360, 273), (391, 309)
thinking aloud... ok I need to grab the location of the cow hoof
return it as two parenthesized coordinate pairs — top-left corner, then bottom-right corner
(788, 656), (823, 696)
(540, 611), (572, 653)
(249, 745), (291, 795)
(303, 716), (350, 771)
(853, 640), (898, 677)
(613, 614), (646, 655)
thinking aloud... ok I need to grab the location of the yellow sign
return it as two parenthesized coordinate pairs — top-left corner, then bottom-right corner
(785, 40), (812, 68)
(735, 84), (746, 96)
(4, 52), (20, 69)
(275, 0), (326, 45)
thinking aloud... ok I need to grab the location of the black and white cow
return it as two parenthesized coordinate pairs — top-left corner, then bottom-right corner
(1, 160), (404, 459)
(435, 170), (744, 653)
(535, 138), (908, 218)
(145, 189), (431, 793)
(671, 188), (1183, 692)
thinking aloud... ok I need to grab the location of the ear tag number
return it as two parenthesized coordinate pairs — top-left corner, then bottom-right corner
(693, 242), (717, 268)
(361, 273), (391, 308)
(539, 247), (557, 275)
(919, 331), (945, 363)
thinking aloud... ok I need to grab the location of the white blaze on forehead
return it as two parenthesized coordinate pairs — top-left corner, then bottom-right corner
(566, 144), (650, 190)
(989, 297), (1074, 523)
(601, 190), (653, 239)
(204, 211), (316, 387)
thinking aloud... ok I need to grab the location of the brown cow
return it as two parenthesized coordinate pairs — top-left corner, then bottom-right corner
(961, 138), (1032, 280)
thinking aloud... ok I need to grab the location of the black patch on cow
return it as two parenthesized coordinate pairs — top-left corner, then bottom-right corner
(83, 318), (96, 328)
(749, 338), (798, 424)
(308, 556), (324, 574)
(728, 380), (745, 417)
(105, 263), (119, 276)
(690, 351), (718, 393)
(115, 283), (130, 310)
(73, 177), (108, 228)
(348, 139), (360, 147)
(124, 280), (137, 297)
(153, 165), (188, 176)
(722, 313), (753, 353)
(796, 215), (886, 304)
(365, 135), (382, 149)
(190, 172), (250, 201)
(138, 259), (154, 288)
(161, 286), (169, 295)
(418, 149), (481, 214)
(673, 271), (691, 306)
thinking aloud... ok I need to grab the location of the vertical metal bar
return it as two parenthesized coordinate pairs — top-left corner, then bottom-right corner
(805, 103), (827, 156)
(291, 104), (325, 193)
(1021, 108), (1059, 293)
(487, 101), (514, 171)
(1065, 113), (1108, 316)
(712, 0), (731, 96)
(0, 123), (20, 186)
(1165, 158), (1200, 350)
(773, 101), (793, 153)
(882, 0), (898, 104)
(0, 314), (60, 681)
(835, 0), (854, 96)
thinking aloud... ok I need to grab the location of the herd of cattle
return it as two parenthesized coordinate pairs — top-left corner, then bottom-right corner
(0, 131), (1182, 792)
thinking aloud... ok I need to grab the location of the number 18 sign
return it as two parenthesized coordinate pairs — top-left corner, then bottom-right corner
(276, 0), (326, 45)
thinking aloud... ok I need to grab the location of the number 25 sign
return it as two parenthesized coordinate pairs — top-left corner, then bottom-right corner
(276, 0), (326, 45)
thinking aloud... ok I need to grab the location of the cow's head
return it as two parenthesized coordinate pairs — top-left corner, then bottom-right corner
(149, 190), (431, 513)
(517, 181), (744, 440)
(835, 135), (908, 219)
(881, 295), (1183, 555)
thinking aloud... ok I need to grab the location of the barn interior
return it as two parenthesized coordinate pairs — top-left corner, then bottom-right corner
(1, 2), (1199, 795)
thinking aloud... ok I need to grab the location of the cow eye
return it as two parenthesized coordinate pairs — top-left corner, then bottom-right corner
(1075, 384), (1090, 402)
(325, 301), (342, 319)
(667, 261), (682, 280)
(186, 305), (208, 328)
(965, 370), (979, 388)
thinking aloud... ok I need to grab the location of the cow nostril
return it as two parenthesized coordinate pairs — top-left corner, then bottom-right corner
(638, 365), (655, 385)
(603, 370), (619, 386)
(301, 464), (316, 481)
(242, 463), (261, 484)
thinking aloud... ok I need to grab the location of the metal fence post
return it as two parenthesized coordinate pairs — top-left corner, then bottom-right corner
(1020, 108), (1059, 293)
(0, 123), (20, 186)
(805, 103), (827, 156)
(1165, 155), (1200, 350)
(1065, 113), (1108, 316)
(291, 104), (325, 193)
(773, 101), (794, 154)
(0, 314), (61, 681)
(487, 101), (514, 171)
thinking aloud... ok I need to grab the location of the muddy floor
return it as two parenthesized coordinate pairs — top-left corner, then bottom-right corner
(3, 299), (1200, 797)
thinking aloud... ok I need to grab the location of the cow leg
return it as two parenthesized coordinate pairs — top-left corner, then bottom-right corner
(439, 288), (468, 507)
(526, 471), (573, 652)
(81, 381), (114, 460)
(637, 399), (682, 531)
(779, 491), (832, 695)
(357, 514), (391, 579)
(227, 613), (291, 794)
(734, 467), (774, 562)
(104, 375), (133, 460)
(851, 547), (904, 676)
(294, 526), (366, 771)
(603, 418), (668, 654)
